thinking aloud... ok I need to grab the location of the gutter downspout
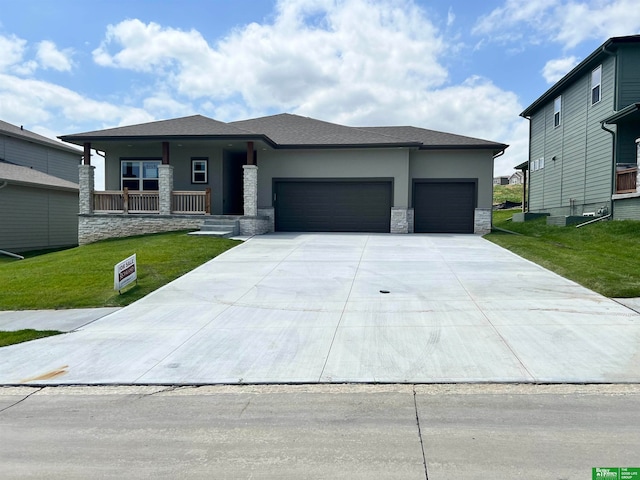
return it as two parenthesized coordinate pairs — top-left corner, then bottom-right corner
(601, 42), (617, 219)
(601, 121), (616, 219)
(0, 249), (24, 260)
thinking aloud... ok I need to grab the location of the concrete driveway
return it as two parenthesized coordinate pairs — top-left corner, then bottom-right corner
(1, 233), (639, 385)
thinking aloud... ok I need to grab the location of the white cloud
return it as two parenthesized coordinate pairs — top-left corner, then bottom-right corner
(0, 73), (154, 129)
(0, 34), (32, 73)
(36, 40), (74, 71)
(473, 0), (640, 50)
(542, 56), (580, 83)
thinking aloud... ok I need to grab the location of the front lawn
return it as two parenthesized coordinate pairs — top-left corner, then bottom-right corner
(0, 231), (240, 310)
(0, 330), (62, 347)
(486, 210), (640, 297)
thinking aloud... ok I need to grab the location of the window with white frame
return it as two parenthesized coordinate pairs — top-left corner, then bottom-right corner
(121, 159), (160, 190)
(191, 158), (208, 183)
(539, 157), (545, 170)
(591, 65), (602, 105)
(553, 96), (562, 127)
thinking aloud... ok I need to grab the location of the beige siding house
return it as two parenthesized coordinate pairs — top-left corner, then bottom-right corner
(1, 120), (81, 253)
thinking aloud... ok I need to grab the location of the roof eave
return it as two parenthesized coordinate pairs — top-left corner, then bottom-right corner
(1, 178), (79, 192)
(272, 142), (422, 150)
(602, 103), (640, 124)
(59, 134), (278, 148)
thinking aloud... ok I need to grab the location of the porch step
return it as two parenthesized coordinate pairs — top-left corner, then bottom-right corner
(188, 230), (234, 238)
(197, 217), (240, 237)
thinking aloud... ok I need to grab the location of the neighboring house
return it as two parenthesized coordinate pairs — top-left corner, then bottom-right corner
(493, 176), (509, 186)
(509, 172), (523, 185)
(59, 114), (507, 244)
(0, 120), (81, 252)
(520, 35), (640, 223)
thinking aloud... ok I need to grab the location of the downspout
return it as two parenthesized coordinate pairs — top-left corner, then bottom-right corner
(601, 121), (616, 219)
(601, 41), (617, 219)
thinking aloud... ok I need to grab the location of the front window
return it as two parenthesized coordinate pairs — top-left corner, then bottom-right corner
(121, 159), (160, 190)
(191, 158), (208, 183)
(553, 96), (562, 127)
(591, 65), (602, 105)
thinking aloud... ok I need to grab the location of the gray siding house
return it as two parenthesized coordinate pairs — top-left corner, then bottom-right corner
(60, 114), (507, 244)
(0, 120), (81, 252)
(520, 35), (640, 223)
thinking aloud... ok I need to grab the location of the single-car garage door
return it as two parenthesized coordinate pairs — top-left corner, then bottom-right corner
(274, 180), (392, 232)
(413, 180), (476, 233)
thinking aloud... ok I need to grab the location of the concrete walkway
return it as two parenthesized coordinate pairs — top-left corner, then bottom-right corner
(0, 233), (639, 385)
(0, 308), (120, 332)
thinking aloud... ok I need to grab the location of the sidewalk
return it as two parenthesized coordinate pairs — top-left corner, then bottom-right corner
(0, 308), (120, 332)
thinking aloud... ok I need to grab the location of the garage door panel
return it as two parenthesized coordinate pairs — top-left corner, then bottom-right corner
(275, 181), (391, 232)
(414, 181), (476, 233)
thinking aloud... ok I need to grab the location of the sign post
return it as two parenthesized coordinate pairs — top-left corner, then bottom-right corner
(114, 254), (137, 293)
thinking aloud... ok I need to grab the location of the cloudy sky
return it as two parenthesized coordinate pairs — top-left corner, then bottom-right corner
(1, 0), (640, 184)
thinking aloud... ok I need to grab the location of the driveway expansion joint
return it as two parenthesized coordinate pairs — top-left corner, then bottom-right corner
(413, 385), (429, 480)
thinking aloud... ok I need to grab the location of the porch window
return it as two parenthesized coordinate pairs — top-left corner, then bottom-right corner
(553, 96), (562, 127)
(191, 157), (208, 184)
(591, 65), (602, 105)
(121, 159), (160, 190)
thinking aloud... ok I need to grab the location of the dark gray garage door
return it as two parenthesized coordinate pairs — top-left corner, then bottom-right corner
(275, 180), (392, 232)
(413, 181), (476, 233)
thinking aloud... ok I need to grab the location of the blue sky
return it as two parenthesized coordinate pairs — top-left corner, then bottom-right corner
(2, 0), (640, 185)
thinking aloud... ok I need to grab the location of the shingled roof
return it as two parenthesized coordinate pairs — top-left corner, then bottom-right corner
(0, 120), (82, 155)
(0, 161), (79, 191)
(230, 113), (419, 147)
(60, 115), (266, 145)
(360, 126), (507, 151)
(60, 113), (507, 153)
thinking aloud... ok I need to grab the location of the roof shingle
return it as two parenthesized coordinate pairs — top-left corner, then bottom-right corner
(0, 161), (79, 191)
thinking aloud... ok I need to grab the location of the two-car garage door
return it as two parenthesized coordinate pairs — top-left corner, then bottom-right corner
(274, 180), (392, 232)
(273, 179), (477, 234)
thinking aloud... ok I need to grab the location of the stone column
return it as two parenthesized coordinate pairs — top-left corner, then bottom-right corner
(390, 207), (410, 234)
(243, 165), (258, 217)
(474, 208), (492, 234)
(158, 164), (174, 215)
(78, 164), (95, 215)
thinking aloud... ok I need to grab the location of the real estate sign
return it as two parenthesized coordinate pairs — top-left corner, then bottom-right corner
(114, 254), (137, 292)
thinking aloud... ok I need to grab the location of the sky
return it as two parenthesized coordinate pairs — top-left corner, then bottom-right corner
(1, 0), (640, 188)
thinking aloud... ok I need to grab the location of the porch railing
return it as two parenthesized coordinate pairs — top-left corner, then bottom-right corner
(616, 167), (638, 194)
(93, 188), (210, 214)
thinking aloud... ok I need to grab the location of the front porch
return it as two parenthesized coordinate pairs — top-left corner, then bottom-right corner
(93, 188), (212, 214)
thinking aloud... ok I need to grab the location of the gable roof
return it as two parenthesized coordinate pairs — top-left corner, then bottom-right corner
(229, 113), (419, 148)
(0, 160), (79, 191)
(360, 126), (507, 151)
(0, 120), (82, 155)
(60, 113), (507, 153)
(521, 35), (640, 117)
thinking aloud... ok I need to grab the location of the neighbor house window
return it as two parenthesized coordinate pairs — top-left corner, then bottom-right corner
(554, 96), (562, 127)
(539, 157), (544, 170)
(191, 158), (208, 183)
(121, 159), (160, 190)
(591, 65), (602, 105)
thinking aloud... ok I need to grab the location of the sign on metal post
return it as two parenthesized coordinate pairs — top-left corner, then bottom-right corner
(114, 254), (137, 293)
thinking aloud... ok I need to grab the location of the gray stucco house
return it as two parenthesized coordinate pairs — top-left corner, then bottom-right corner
(520, 35), (640, 224)
(0, 120), (81, 253)
(59, 114), (507, 244)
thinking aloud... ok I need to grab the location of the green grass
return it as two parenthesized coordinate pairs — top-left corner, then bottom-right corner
(486, 211), (640, 297)
(0, 231), (241, 310)
(0, 329), (62, 347)
(493, 184), (523, 204)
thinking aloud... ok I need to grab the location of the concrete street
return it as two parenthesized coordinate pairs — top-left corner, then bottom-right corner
(1, 233), (639, 384)
(1, 384), (638, 479)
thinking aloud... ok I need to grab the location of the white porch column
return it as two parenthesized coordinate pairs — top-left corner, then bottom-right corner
(158, 164), (174, 215)
(243, 165), (258, 217)
(78, 164), (95, 215)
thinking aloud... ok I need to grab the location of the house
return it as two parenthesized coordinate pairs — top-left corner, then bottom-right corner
(509, 171), (523, 185)
(493, 176), (510, 186)
(519, 35), (640, 224)
(0, 120), (81, 253)
(59, 114), (507, 244)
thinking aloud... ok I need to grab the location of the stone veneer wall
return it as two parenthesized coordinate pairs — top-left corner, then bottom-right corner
(78, 165), (95, 215)
(243, 165), (258, 216)
(257, 207), (275, 232)
(158, 165), (174, 215)
(473, 208), (492, 234)
(239, 216), (271, 236)
(79, 214), (206, 245)
(390, 207), (412, 234)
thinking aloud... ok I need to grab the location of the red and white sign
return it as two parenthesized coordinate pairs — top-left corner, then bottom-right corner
(114, 254), (137, 291)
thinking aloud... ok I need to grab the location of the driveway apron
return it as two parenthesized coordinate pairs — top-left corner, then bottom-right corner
(1, 233), (639, 385)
